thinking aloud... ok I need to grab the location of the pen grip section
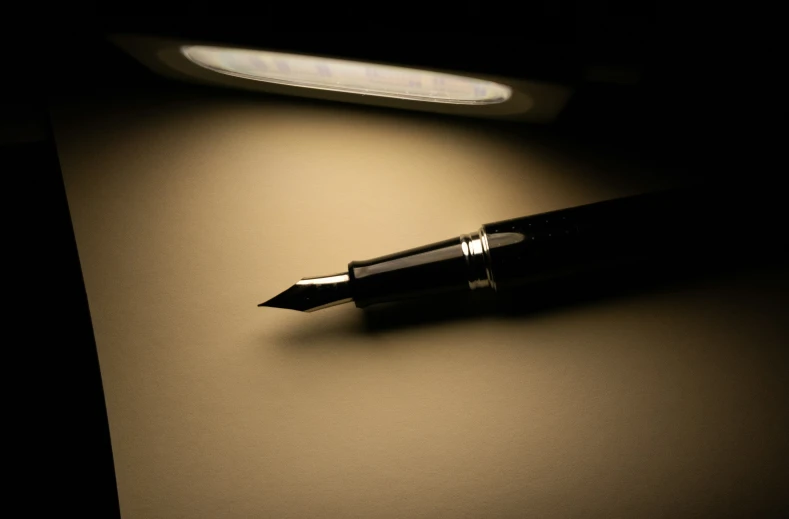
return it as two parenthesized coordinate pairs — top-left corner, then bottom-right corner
(349, 238), (470, 308)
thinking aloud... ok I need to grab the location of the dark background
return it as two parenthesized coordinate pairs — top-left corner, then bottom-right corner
(3, 13), (782, 517)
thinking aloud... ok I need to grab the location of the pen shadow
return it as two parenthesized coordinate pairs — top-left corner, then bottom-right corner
(276, 252), (788, 347)
(360, 263), (728, 332)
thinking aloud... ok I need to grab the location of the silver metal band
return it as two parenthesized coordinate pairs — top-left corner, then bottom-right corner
(460, 229), (495, 291)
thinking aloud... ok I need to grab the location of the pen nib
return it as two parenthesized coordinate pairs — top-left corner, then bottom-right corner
(258, 272), (353, 312)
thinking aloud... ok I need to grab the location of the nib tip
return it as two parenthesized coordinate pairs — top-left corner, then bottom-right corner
(258, 272), (352, 312)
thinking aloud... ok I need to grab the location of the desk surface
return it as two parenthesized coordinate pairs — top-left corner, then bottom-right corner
(53, 91), (788, 518)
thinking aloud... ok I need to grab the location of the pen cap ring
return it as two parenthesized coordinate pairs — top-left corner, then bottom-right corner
(460, 231), (494, 290)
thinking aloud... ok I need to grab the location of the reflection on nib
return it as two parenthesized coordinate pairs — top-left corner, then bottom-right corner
(296, 274), (350, 286)
(258, 273), (353, 312)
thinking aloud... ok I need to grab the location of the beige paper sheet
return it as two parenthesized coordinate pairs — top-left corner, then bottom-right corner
(53, 91), (788, 518)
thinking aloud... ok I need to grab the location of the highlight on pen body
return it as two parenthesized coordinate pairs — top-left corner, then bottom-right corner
(181, 45), (513, 105)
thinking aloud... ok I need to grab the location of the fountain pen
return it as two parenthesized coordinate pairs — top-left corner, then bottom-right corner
(259, 187), (759, 312)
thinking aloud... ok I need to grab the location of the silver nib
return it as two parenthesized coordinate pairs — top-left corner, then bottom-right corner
(258, 273), (353, 312)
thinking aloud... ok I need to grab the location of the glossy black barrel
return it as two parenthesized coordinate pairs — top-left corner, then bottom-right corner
(482, 188), (719, 290)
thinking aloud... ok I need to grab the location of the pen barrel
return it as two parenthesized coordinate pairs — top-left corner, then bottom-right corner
(482, 188), (735, 290)
(348, 187), (778, 308)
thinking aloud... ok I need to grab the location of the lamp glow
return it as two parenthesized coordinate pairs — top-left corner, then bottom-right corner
(181, 46), (512, 105)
